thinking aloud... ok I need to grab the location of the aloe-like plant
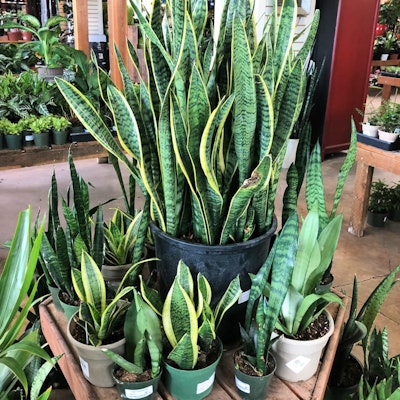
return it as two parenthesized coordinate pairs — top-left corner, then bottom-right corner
(56, 0), (320, 245)
(328, 265), (400, 389)
(0, 208), (60, 399)
(103, 288), (162, 379)
(274, 206), (344, 337)
(140, 260), (242, 370)
(71, 251), (134, 346)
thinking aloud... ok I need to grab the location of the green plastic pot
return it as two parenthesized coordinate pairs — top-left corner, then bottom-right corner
(367, 210), (387, 227)
(0, 133), (4, 150)
(58, 291), (79, 321)
(5, 134), (22, 150)
(52, 129), (69, 145)
(162, 341), (222, 400)
(234, 353), (276, 400)
(33, 131), (50, 147)
(113, 366), (162, 400)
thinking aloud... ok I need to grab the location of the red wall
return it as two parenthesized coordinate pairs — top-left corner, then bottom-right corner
(321, 0), (380, 157)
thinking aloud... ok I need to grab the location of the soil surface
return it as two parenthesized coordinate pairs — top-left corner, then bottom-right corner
(234, 351), (275, 377)
(114, 367), (153, 383)
(71, 319), (124, 345)
(289, 312), (330, 341)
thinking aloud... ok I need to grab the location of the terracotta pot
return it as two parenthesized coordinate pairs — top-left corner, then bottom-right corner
(21, 31), (33, 41)
(7, 30), (22, 42)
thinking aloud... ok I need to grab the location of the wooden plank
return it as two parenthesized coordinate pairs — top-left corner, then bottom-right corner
(0, 142), (108, 171)
(108, 0), (128, 89)
(72, 0), (89, 57)
(377, 75), (400, 101)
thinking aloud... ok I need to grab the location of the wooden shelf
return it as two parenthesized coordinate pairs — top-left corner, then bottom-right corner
(0, 141), (109, 171)
(39, 295), (346, 400)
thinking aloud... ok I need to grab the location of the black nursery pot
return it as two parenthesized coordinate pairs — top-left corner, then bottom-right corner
(150, 217), (277, 344)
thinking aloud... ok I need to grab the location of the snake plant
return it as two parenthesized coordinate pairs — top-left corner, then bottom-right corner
(274, 206), (343, 337)
(238, 212), (298, 376)
(71, 251), (134, 346)
(56, 0), (320, 245)
(103, 288), (162, 379)
(39, 152), (105, 302)
(140, 260), (242, 369)
(329, 266), (400, 388)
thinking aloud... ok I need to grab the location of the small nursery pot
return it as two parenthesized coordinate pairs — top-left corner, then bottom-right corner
(67, 313), (125, 387)
(271, 311), (334, 382)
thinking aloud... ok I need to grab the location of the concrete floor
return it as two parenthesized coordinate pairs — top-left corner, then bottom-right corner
(0, 147), (399, 398)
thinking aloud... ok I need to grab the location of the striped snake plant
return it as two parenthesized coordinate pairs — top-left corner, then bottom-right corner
(56, 0), (319, 245)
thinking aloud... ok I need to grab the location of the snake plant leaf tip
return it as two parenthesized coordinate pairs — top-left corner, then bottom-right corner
(56, 0), (320, 245)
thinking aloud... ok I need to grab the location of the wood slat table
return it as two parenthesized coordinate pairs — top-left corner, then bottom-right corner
(39, 296), (346, 400)
(0, 141), (109, 171)
(348, 142), (400, 237)
(377, 75), (400, 102)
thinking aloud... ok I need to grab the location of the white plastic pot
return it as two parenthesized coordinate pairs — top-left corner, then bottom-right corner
(378, 130), (399, 143)
(271, 311), (334, 382)
(362, 123), (379, 137)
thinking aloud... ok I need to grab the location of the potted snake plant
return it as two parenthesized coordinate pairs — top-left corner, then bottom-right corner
(103, 288), (163, 399)
(67, 251), (134, 387)
(56, 0), (320, 342)
(233, 212), (298, 399)
(271, 207), (343, 382)
(139, 260), (242, 400)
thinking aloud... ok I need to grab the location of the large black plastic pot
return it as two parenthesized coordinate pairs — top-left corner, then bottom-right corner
(150, 217), (277, 344)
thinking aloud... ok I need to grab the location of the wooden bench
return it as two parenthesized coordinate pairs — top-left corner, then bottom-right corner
(39, 296), (346, 400)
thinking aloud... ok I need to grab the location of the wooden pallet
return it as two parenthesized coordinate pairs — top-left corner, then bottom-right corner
(39, 295), (346, 400)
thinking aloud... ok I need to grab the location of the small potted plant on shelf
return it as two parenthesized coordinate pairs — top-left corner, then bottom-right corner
(67, 251), (133, 387)
(233, 213), (298, 399)
(0, 117), (23, 149)
(50, 114), (71, 145)
(30, 115), (53, 147)
(367, 179), (391, 227)
(140, 260), (242, 400)
(102, 208), (148, 289)
(269, 206), (344, 382)
(2, 13), (84, 80)
(103, 288), (163, 399)
(376, 101), (400, 142)
(326, 266), (400, 398)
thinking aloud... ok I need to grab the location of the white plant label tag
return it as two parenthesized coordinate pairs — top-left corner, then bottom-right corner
(286, 356), (310, 374)
(196, 372), (215, 394)
(235, 376), (251, 394)
(238, 290), (250, 304)
(79, 357), (89, 377)
(124, 386), (154, 399)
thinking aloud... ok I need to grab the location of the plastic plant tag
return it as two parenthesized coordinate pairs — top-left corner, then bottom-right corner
(285, 356), (310, 374)
(238, 290), (250, 304)
(79, 356), (89, 377)
(235, 376), (251, 393)
(124, 386), (154, 399)
(196, 372), (216, 394)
